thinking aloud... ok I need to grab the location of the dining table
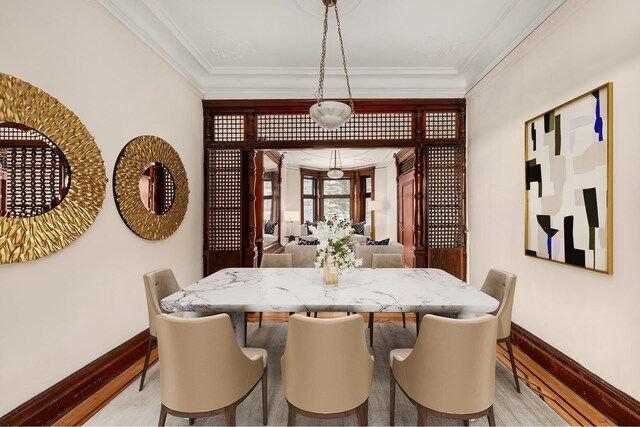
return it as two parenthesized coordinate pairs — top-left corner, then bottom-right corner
(161, 267), (499, 346)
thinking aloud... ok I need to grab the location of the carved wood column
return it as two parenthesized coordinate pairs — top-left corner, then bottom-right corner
(413, 109), (427, 268)
(243, 110), (257, 267)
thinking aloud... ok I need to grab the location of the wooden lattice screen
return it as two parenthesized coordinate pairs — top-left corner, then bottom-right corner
(426, 145), (464, 249)
(204, 99), (465, 277)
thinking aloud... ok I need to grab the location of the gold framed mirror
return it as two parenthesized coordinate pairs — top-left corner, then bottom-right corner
(0, 73), (107, 263)
(113, 135), (188, 240)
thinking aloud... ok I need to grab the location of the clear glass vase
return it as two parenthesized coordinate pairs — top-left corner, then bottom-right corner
(323, 255), (339, 285)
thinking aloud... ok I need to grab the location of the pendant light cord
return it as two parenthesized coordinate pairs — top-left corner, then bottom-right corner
(314, 1), (354, 113)
(334, 2), (354, 113)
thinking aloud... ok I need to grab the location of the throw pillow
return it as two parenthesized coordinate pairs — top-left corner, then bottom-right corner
(298, 239), (320, 245)
(351, 220), (365, 235)
(264, 220), (276, 235)
(366, 237), (390, 246)
(305, 221), (317, 235)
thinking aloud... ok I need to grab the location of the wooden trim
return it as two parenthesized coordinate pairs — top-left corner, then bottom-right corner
(0, 330), (152, 426)
(511, 323), (640, 426)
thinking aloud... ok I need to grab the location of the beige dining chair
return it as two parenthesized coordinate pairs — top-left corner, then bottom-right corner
(368, 253), (404, 347)
(481, 268), (520, 392)
(390, 314), (498, 426)
(140, 268), (183, 391)
(156, 313), (268, 426)
(258, 254), (294, 327)
(281, 314), (374, 426)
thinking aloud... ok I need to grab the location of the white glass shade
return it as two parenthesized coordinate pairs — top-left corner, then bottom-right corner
(309, 101), (352, 130)
(327, 168), (344, 179)
(284, 211), (300, 222)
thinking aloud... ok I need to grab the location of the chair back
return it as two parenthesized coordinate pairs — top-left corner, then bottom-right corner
(480, 269), (517, 339)
(281, 314), (374, 414)
(156, 313), (265, 413)
(260, 253), (293, 268)
(371, 253), (403, 268)
(143, 268), (181, 337)
(393, 314), (497, 415)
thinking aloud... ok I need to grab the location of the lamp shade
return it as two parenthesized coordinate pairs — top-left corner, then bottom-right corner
(310, 101), (352, 130)
(327, 168), (344, 179)
(284, 211), (300, 222)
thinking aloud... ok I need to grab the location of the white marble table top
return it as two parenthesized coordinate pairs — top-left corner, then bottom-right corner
(161, 268), (498, 315)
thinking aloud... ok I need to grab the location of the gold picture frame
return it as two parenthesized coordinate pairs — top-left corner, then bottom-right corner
(113, 135), (189, 240)
(524, 83), (613, 274)
(0, 73), (107, 264)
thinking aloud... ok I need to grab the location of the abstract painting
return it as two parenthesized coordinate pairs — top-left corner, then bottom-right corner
(525, 83), (612, 274)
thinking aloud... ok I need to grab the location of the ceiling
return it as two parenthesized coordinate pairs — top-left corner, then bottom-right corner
(278, 148), (398, 169)
(98, 0), (564, 98)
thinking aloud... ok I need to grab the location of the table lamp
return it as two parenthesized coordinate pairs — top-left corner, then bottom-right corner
(284, 211), (300, 236)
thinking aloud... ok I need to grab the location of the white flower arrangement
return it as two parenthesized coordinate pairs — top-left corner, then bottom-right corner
(310, 217), (363, 275)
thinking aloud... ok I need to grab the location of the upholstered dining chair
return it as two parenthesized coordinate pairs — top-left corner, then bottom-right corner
(281, 314), (374, 426)
(156, 313), (268, 426)
(258, 254), (294, 327)
(140, 268), (184, 391)
(481, 268), (520, 392)
(390, 314), (498, 426)
(368, 253), (404, 347)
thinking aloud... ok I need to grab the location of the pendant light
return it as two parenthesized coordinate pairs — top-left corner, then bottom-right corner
(327, 150), (344, 179)
(310, 0), (354, 131)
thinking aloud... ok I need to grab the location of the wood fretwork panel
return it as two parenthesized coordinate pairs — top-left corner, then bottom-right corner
(426, 145), (464, 249)
(206, 149), (242, 251)
(425, 111), (458, 141)
(257, 113), (412, 141)
(213, 115), (244, 143)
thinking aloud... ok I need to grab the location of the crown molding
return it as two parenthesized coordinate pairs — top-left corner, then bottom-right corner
(99, 0), (564, 100)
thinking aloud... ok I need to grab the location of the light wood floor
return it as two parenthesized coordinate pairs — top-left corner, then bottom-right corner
(57, 314), (613, 426)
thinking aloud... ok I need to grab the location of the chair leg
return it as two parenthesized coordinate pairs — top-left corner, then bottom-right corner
(416, 312), (420, 336)
(189, 418), (195, 425)
(314, 312), (318, 318)
(464, 420), (469, 426)
(364, 399), (369, 426)
(368, 313), (374, 347)
(389, 369), (396, 426)
(224, 405), (237, 426)
(259, 312), (263, 328)
(505, 337), (521, 393)
(262, 368), (268, 425)
(158, 404), (168, 427)
(402, 312), (406, 328)
(356, 400), (368, 426)
(417, 406), (427, 426)
(487, 406), (496, 426)
(306, 312), (311, 317)
(139, 336), (155, 391)
(287, 402), (296, 426)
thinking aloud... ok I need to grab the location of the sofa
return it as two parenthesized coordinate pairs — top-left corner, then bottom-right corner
(353, 241), (404, 268)
(284, 241), (318, 267)
(298, 223), (372, 244)
(285, 239), (405, 268)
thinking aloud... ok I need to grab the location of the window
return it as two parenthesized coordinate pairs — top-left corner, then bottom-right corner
(263, 174), (273, 222)
(323, 178), (350, 220)
(363, 176), (372, 224)
(302, 176), (316, 223)
(300, 167), (374, 224)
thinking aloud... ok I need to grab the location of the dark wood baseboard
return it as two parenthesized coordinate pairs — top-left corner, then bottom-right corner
(0, 329), (152, 426)
(511, 323), (640, 426)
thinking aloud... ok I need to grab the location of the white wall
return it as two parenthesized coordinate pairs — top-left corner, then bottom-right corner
(281, 166), (301, 235)
(373, 167), (388, 239)
(466, 0), (640, 399)
(0, 0), (202, 414)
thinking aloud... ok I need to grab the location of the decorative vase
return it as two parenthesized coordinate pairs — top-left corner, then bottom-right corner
(323, 255), (339, 285)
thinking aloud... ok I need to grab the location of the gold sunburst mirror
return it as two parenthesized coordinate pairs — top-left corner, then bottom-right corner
(113, 135), (188, 240)
(0, 73), (107, 264)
